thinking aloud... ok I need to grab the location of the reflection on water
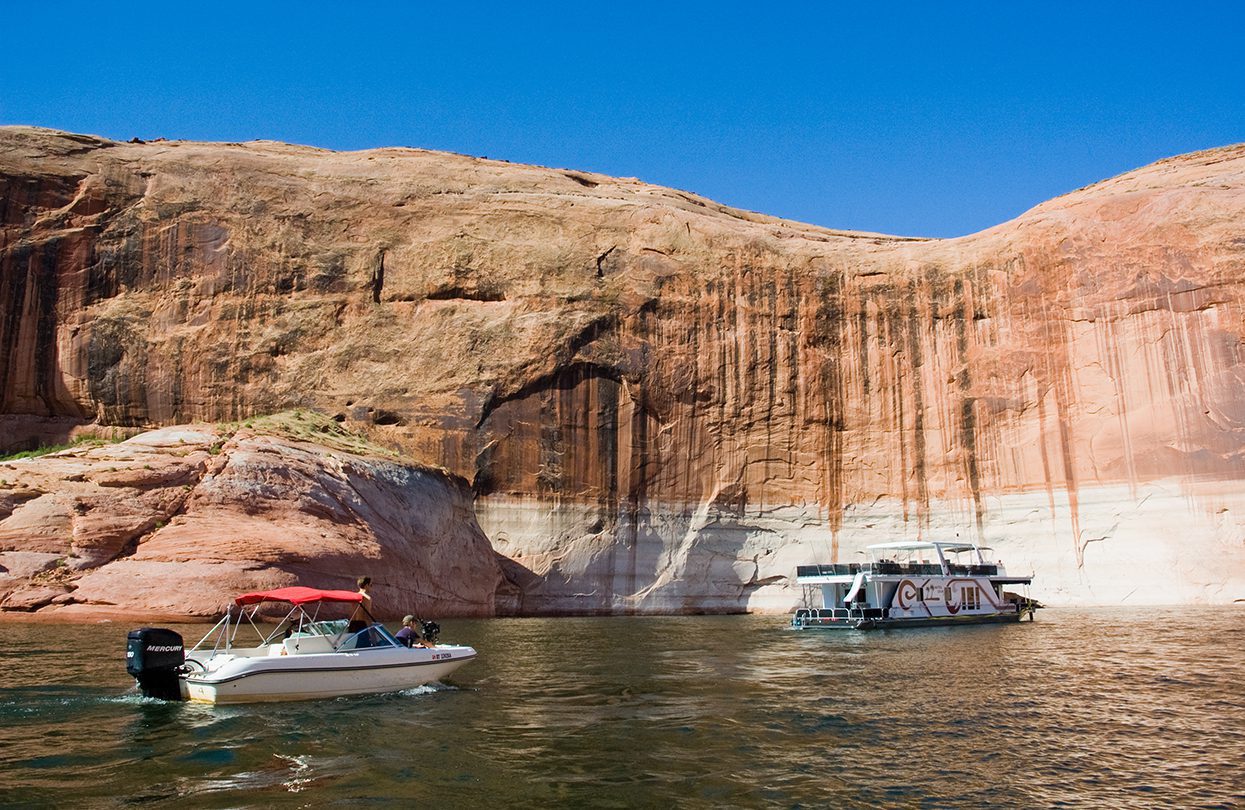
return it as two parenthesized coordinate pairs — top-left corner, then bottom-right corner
(1, 608), (1243, 807)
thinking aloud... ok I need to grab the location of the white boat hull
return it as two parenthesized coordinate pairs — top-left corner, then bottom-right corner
(182, 644), (476, 704)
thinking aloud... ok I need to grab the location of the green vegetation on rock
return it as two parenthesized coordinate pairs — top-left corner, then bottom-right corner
(0, 434), (112, 462)
(234, 409), (400, 458)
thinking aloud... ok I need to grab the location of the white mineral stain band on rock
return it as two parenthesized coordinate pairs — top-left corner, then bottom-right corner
(477, 481), (1245, 612)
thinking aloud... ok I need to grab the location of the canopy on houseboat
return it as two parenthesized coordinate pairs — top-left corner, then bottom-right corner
(866, 541), (990, 553)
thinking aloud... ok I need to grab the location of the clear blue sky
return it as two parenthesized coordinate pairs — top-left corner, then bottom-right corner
(3, 2), (1243, 237)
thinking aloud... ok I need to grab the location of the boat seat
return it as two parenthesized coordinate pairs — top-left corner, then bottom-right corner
(284, 635), (334, 655)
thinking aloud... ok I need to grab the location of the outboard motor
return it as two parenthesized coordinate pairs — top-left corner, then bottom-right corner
(126, 628), (186, 700)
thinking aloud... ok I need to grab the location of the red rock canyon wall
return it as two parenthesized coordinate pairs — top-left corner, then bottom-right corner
(2, 127), (1243, 614)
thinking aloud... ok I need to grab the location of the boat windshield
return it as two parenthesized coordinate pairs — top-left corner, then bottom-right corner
(336, 622), (403, 651)
(307, 619), (348, 637)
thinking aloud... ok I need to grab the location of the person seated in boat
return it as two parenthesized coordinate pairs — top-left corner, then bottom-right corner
(396, 614), (422, 648)
(347, 576), (374, 648)
(397, 614), (438, 648)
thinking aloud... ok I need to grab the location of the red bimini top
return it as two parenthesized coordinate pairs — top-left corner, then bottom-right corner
(234, 586), (364, 607)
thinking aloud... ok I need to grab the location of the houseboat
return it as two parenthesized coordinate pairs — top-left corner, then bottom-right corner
(791, 541), (1036, 630)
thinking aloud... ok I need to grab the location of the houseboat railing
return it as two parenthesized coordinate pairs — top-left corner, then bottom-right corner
(792, 607), (890, 627)
(795, 562), (998, 577)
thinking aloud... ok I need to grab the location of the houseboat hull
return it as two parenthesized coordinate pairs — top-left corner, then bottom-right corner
(792, 609), (1026, 631)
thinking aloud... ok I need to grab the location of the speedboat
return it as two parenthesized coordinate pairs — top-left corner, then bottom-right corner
(125, 586), (477, 703)
(791, 541), (1038, 630)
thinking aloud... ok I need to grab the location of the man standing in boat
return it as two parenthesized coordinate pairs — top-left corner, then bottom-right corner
(347, 576), (374, 647)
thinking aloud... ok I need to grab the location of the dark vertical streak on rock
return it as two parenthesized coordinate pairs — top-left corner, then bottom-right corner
(624, 385), (648, 610)
(35, 239), (60, 413)
(595, 245), (616, 278)
(169, 337), (184, 423)
(371, 250), (385, 304)
(715, 277), (729, 483)
(0, 242), (31, 412)
(856, 295), (870, 402)
(1053, 352), (1083, 565)
(954, 276), (984, 534)
(765, 273), (779, 488)
(816, 270), (846, 556)
(601, 374), (619, 510)
(906, 275), (928, 522)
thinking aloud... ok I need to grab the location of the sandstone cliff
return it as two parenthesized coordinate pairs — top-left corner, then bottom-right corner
(0, 413), (503, 619)
(2, 126), (1243, 612)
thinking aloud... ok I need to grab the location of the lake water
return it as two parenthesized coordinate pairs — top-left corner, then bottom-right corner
(1, 608), (1243, 808)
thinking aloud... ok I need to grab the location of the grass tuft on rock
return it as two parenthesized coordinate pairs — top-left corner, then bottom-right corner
(0, 434), (112, 462)
(237, 409), (399, 458)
